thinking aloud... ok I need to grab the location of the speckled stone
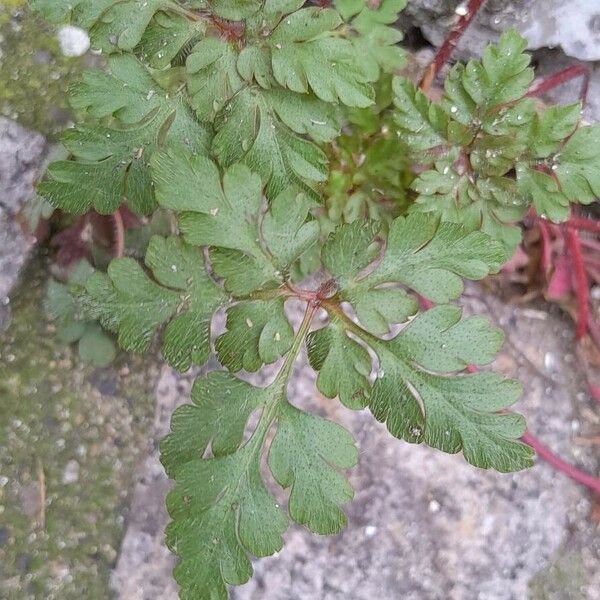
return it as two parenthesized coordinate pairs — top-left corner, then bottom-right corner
(0, 118), (47, 328)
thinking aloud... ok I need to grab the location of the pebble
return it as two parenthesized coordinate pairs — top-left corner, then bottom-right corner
(57, 26), (90, 58)
(62, 460), (80, 485)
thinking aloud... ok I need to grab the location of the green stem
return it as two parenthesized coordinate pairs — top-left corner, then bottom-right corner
(322, 299), (382, 348)
(248, 301), (318, 449)
(168, 1), (205, 21)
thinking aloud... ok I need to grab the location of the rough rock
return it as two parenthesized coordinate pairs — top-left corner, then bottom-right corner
(403, 0), (600, 61)
(402, 1), (600, 124)
(111, 294), (600, 600)
(109, 367), (194, 599)
(0, 118), (47, 328)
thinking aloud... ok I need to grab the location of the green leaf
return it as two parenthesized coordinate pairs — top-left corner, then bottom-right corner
(321, 219), (380, 282)
(265, 88), (342, 144)
(200, 0), (263, 21)
(78, 324), (117, 367)
(69, 55), (175, 123)
(269, 402), (357, 534)
(527, 102), (581, 158)
(215, 299), (294, 372)
(460, 30), (534, 115)
(212, 87), (328, 201)
(153, 151), (263, 253)
(516, 164), (570, 222)
(411, 165), (526, 254)
(31, 0), (84, 22)
(163, 371), (294, 599)
(152, 150), (281, 292)
(363, 214), (506, 298)
(161, 371), (264, 474)
(89, 0), (170, 52)
(45, 261), (113, 363)
(32, 0), (178, 52)
(554, 124), (600, 204)
(339, 0), (406, 79)
(187, 38), (244, 121)
(152, 147), (322, 294)
(396, 304), (505, 371)
(262, 188), (321, 269)
(324, 216), (506, 333)
(138, 12), (206, 68)
(151, 146), (227, 214)
(166, 445), (287, 600)
(40, 58), (209, 216)
(46, 280), (87, 344)
(307, 318), (371, 409)
(393, 76), (450, 158)
(41, 121), (154, 215)
(367, 305), (534, 472)
(270, 7), (375, 107)
(83, 258), (179, 353)
(145, 236), (227, 371)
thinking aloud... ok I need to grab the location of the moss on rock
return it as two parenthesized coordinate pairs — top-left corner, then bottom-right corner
(0, 258), (161, 598)
(0, 5), (82, 138)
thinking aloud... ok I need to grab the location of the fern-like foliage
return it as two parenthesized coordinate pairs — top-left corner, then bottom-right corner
(82, 168), (532, 597)
(394, 30), (600, 253)
(32, 0), (600, 596)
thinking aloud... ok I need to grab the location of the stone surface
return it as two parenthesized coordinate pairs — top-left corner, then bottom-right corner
(109, 367), (195, 600)
(0, 118), (47, 328)
(403, 0), (600, 61)
(111, 294), (600, 600)
(0, 260), (162, 599)
(402, 1), (600, 124)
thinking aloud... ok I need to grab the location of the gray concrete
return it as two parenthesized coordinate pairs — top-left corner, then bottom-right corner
(0, 118), (47, 328)
(111, 294), (600, 600)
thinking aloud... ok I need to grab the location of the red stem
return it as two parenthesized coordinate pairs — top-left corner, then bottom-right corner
(580, 237), (600, 252)
(565, 226), (589, 338)
(112, 208), (125, 258)
(419, 0), (486, 90)
(417, 294), (434, 310)
(566, 215), (600, 234)
(526, 64), (590, 106)
(521, 432), (600, 494)
(466, 361), (600, 495)
(537, 219), (553, 275)
(587, 313), (600, 352)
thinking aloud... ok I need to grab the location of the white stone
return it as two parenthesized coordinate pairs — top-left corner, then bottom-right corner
(521, 0), (600, 61)
(62, 460), (80, 485)
(57, 25), (90, 58)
